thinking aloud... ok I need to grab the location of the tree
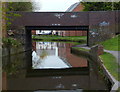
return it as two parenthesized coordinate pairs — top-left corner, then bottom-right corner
(2, 2), (33, 37)
(81, 2), (120, 11)
(6, 2), (33, 29)
(7, 2), (33, 11)
(2, 2), (7, 38)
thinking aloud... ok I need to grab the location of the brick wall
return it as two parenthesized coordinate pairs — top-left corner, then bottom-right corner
(88, 11), (116, 46)
(116, 11), (120, 34)
(73, 3), (84, 11)
(63, 31), (87, 36)
(31, 30), (36, 35)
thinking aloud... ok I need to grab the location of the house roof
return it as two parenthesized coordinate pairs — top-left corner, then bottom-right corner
(66, 2), (80, 12)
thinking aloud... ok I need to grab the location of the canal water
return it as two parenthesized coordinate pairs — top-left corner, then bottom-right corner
(2, 41), (109, 92)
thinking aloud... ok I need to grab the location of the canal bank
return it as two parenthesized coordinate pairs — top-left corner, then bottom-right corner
(71, 45), (119, 92)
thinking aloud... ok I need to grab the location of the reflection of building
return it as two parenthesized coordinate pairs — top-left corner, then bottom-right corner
(58, 43), (88, 68)
(57, 2), (87, 36)
(32, 41), (36, 51)
(33, 42), (88, 68)
(32, 42), (71, 69)
(35, 42), (58, 56)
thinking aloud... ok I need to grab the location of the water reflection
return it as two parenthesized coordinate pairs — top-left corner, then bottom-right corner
(32, 50), (70, 69)
(32, 42), (88, 69)
(2, 41), (109, 91)
(32, 42), (70, 69)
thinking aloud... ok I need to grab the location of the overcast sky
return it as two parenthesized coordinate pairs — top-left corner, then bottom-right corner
(32, 0), (80, 12)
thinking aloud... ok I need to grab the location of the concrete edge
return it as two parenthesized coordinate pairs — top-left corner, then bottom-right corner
(98, 57), (119, 92)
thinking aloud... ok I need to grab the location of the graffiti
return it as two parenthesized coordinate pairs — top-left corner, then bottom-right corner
(99, 21), (110, 26)
(90, 28), (98, 38)
(99, 21), (110, 33)
(71, 14), (77, 18)
(54, 13), (64, 19)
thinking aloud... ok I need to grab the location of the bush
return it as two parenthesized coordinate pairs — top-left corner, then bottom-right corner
(2, 37), (21, 47)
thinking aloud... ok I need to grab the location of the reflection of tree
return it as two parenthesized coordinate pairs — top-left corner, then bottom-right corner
(40, 50), (48, 59)
(32, 50), (49, 69)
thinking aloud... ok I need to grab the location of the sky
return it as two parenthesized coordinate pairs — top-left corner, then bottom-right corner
(32, 0), (80, 12)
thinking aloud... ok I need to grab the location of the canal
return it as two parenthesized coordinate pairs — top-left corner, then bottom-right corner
(2, 41), (109, 91)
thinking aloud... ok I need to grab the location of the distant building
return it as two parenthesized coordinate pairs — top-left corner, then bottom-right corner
(32, 30), (36, 35)
(58, 2), (87, 36)
(32, 30), (52, 35)
(66, 2), (84, 12)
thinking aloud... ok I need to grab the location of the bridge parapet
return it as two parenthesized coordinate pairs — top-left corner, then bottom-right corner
(7, 12), (89, 28)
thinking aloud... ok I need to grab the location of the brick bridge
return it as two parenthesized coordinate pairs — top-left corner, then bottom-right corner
(8, 11), (120, 50)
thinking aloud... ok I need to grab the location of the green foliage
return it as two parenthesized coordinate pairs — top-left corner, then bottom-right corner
(6, 12), (21, 29)
(100, 52), (120, 80)
(2, 37), (21, 47)
(3, 52), (24, 76)
(4, 2), (33, 29)
(32, 35), (87, 43)
(72, 47), (90, 52)
(116, 87), (120, 92)
(81, 2), (120, 11)
(3, 59), (22, 76)
(7, 2), (33, 11)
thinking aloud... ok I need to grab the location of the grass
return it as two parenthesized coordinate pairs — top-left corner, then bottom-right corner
(99, 52), (120, 80)
(100, 35), (119, 51)
(116, 87), (120, 92)
(32, 35), (87, 43)
(72, 47), (90, 52)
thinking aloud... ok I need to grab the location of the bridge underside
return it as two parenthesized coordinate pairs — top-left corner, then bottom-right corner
(25, 26), (89, 30)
